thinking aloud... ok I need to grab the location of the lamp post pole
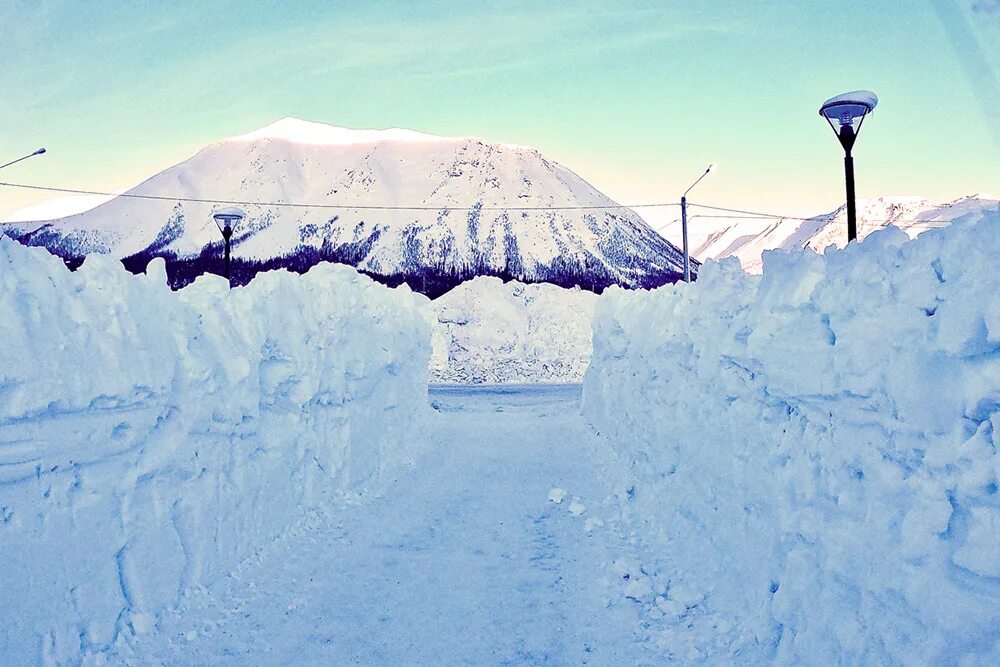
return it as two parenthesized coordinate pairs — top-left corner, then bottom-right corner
(680, 163), (715, 283)
(844, 149), (857, 242)
(681, 195), (690, 283)
(820, 90), (877, 245)
(222, 223), (233, 280)
(212, 208), (245, 288)
(0, 149), (47, 242)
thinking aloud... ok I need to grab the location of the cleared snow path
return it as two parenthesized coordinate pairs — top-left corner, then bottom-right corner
(121, 385), (657, 665)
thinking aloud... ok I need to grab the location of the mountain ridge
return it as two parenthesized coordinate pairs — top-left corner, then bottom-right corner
(7, 118), (690, 295)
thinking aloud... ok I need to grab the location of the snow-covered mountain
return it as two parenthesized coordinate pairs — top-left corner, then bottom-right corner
(693, 194), (998, 273)
(8, 118), (689, 294)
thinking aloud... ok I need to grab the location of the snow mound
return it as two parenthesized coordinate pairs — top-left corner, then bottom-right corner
(0, 239), (431, 663)
(431, 277), (596, 383)
(584, 210), (1000, 663)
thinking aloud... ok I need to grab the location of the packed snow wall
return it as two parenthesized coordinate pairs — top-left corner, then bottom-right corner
(584, 217), (1000, 664)
(0, 240), (431, 663)
(431, 277), (596, 384)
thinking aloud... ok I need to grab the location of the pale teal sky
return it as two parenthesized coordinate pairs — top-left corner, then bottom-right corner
(1, 0), (998, 222)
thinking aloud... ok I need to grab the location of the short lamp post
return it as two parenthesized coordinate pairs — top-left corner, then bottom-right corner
(680, 163), (715, 283)
(212, 207), (245, 285)
(819, 90), (878, 243)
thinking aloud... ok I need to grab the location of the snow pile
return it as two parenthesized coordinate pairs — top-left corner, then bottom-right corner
(431, 277), (596, 384)
(0, 239), (430, 663)
(584, 214), (1000, 663)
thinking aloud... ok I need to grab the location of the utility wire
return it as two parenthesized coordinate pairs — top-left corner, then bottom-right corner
(0, 181), (679, 223)
(0, 180), (972, 232)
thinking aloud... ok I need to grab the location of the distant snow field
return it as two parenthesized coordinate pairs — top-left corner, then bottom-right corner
(685, 194), (999, 272)
(431, 277), (596, 384)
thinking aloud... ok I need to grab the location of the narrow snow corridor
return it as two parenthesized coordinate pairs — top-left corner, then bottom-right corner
(124, 385), (653, 665)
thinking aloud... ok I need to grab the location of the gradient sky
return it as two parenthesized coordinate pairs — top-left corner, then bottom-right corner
(2, 0), (998, 225)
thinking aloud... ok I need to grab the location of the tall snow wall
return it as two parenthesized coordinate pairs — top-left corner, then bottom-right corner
(0, 240), (430, 663)
(583, 216), (1000, 664)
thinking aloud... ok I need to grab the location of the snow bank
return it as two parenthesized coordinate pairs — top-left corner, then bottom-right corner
(431, 277), (596, 383)
(0, 240), (430, 663)
(584, 214), (1000, 663)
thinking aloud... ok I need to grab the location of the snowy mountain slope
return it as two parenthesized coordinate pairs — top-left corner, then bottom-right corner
(692, 194), (998, 272)
(431, 277), (596, 384)
(8, 118), (689, 294)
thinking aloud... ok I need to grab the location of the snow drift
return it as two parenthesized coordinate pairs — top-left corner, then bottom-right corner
(584, 212), (1000, 663)
(431, 277), (596, 384)
(0, 239), (430, 663)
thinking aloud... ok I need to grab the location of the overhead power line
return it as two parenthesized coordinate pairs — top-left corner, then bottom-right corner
(0, 181), (679, 223)
(0, 180), (971, 233)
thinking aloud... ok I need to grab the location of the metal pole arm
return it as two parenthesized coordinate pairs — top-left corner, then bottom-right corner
(0, 149), (46, 171)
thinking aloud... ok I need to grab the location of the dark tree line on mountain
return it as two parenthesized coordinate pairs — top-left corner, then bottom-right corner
(5, 231), (692, 298)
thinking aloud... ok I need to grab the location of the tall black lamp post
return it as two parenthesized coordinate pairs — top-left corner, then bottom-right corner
(212, 207), (245, 286)
(680, 163), (715, 283)
(819, 90), (878, 243)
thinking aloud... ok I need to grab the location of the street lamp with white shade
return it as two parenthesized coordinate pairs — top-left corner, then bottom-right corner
(212, 206), (245, 285)
(819, 90), (878, 243)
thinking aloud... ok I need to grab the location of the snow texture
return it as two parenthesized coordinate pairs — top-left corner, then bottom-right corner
(820, 89), (879, 112)
(0, 238), (430, 663)
(114, 385), (656, 664)
(431, 277), (596, 384)
(584, 210), (1000, 663)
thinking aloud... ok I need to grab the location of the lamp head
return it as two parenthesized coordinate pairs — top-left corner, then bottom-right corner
(33, 148), (46, 156)
(212, 206), (246, 236)
(820, 90), (877, 151)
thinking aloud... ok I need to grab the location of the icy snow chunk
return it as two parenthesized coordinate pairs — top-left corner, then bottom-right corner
(668, 584), (703, 607)
(548, 488), (566, 504)
(568, 500), (586, 516)
(952, 506), (1000, 577)
(655, 596), (687, 617)
(129, 613), (155, 636)
(623, 577), (654, 601)
(583, 516), (604, 532)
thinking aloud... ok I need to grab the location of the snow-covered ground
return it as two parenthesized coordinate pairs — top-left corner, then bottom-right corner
(431, 277), (596, 384)
(5, 188), (1000, 664)
(94, 385), (669, 664)
(584, 209), (1000, 663)
(0, 239), (430, 663)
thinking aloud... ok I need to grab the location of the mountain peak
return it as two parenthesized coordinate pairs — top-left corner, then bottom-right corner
(229, 117), (447, 146)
